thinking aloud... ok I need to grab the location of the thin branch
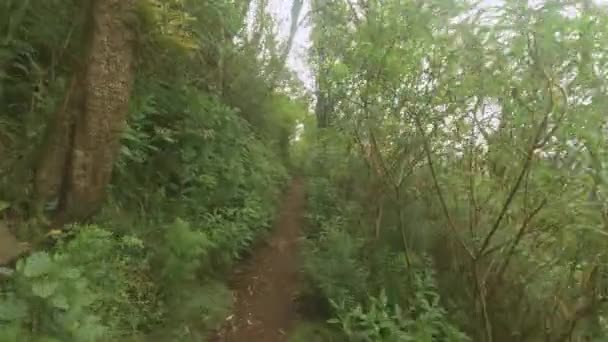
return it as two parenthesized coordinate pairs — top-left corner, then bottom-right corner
(346, 0), (362, 25)
(412, 109), (475, 259)
(472, 263), (494, 342)
(476, 85), (554, 258)
(468, 97), (484, 239)
(535, 84), (569, 148)
(476, 137), (537, 258)
(493, 198), (547, 283)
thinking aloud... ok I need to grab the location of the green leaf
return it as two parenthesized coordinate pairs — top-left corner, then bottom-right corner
(31, 279), (59, 298)
(0, 201), (10, 212)
(38, 338), (62, 342)
(22, 252), (53, 278)
(72, 315), (107, 342)
(0, 297), (27, 321)
(0, 267), (14, 277)
(62, 267), (81, 280)
(51, 293), (70, 310)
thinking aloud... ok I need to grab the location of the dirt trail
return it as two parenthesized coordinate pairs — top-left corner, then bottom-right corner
(211, 178), (305, 342)
(0, 223), (28, 266)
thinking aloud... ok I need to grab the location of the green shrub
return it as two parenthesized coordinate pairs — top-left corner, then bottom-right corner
(301, 170), (470, 341)
(330, 285), (469, 342)
(305, 177), (340, 229)
(156, 219), (212, 286)
(302, 221), (369, 306)
(0, 252), (108, 341)
(0, 225), (162, 341)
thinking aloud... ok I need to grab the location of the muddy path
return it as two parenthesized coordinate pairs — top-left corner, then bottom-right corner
(211, 178), (305, 342)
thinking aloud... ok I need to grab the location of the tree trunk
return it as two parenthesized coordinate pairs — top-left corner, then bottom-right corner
(34, 0), (136, 224)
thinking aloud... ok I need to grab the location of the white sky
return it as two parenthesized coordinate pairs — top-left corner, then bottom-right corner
(268, 0), (314, 89)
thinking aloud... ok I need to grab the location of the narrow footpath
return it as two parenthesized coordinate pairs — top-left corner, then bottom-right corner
(211, 178), (305, 342)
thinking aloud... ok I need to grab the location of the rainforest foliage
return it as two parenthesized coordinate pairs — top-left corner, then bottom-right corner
(296, 0), (608, 341)
(1, 0), (608, 341)
(1, 0), (305, 340)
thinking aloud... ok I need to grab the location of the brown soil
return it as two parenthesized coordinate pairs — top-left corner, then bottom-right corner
(211, 178), (305, 342)
(0, 223), (29, 266)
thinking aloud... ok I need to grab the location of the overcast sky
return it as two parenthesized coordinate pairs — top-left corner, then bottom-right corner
(267, 0), (314, 89)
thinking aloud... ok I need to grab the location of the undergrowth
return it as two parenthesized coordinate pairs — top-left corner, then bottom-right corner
(297, 168), (470, 341)
(0, 0), (300, 340)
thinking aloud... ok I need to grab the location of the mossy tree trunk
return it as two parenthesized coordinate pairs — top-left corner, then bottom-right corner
(34, 0), (136, 224)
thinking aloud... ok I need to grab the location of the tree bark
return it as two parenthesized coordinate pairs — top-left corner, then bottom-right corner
(34, 0), (136, 224)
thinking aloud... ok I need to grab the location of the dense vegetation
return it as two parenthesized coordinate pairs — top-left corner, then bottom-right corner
(1, 0), (608, 341)
(295, 0), (608, 341)
(1, 0), (305, 340)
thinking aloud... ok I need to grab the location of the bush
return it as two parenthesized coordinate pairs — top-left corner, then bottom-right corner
(0, 226), (168, 340)
(330, 285), (469, 342)
(302, 221), (369, 306)
(300, 166), (469, 341)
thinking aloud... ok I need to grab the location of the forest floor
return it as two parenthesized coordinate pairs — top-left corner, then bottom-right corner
(211, 178), (306, 342)
(0, 222), (28, 266)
